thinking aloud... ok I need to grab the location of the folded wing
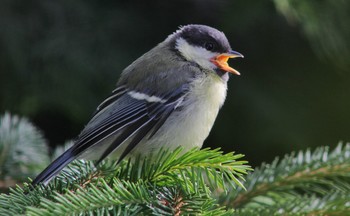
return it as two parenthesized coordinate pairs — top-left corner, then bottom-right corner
(32, 84), (188, 185)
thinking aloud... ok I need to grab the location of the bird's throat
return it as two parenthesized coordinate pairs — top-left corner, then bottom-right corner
(215, 69), (229, 82)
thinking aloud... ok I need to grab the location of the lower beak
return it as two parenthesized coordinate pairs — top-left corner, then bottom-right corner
(210, 50), (244, 75)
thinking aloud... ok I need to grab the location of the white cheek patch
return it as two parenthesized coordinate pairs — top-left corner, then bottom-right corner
(128, 91), (167, 103)
(176, 37), (218, 70)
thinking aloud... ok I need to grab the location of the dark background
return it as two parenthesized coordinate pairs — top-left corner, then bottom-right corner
(1, 0), (349, 167)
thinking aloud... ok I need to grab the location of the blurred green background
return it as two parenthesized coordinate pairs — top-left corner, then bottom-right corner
(1, 0), (349, 167)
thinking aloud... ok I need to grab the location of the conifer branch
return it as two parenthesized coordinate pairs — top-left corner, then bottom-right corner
(221, 143), (350, 215)
(0, 147), (249, 215)
(0, 113), (49, 189)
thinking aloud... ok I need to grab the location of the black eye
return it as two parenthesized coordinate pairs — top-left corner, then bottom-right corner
(205, 42), (214, 51)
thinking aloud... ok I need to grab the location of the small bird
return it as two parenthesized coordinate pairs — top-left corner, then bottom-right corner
(33, 24), (243, 185)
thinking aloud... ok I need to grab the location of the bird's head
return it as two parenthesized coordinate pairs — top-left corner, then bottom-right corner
(170, 24), (243, 75)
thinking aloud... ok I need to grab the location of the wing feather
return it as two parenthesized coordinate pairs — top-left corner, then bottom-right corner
(32, 84), (188, 185)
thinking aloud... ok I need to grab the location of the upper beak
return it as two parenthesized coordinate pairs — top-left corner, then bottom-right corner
(210, 50), (244, 75)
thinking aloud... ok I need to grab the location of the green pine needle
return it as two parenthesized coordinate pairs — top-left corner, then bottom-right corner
(0, 147), (250, 215)
(0, 113), (49, 189)
(224, 143), (350, 215)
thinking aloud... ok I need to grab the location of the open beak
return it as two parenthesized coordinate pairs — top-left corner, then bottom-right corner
(210, 50), (244, 75)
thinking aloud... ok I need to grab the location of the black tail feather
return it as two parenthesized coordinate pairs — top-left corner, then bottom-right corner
(32, 148), (76, 186)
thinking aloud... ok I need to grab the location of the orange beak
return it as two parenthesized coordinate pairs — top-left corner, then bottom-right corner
(210, 50), (244, 75)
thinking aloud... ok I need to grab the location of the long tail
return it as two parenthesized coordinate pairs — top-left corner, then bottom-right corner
(32, 147), (76, 186)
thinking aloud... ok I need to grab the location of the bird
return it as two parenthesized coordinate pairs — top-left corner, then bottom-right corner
(32, 24), (243, 185)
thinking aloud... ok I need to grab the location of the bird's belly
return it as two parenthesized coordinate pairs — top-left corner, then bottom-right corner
(135, 74), (228, 155)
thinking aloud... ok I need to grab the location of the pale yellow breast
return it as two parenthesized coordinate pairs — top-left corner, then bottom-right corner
(142, 73), (228, 154)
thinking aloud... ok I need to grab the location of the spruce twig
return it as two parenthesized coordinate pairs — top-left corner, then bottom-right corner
(223, 143), (350, 215)
(0, 147), (249, 215)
